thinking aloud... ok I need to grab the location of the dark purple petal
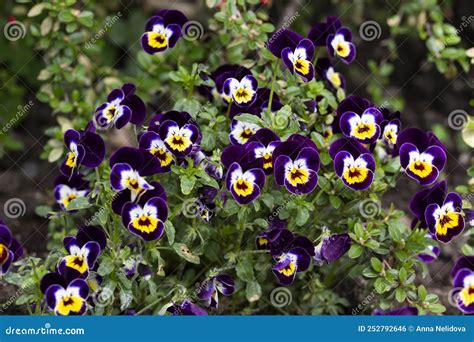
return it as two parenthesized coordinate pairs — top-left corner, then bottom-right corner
(80, 131), (105, 168)
(83, 241), (100, 268)
(114, 105), (132, 129)
(373, 307), (419, 315)
(451, 257), (474, 278)
(267, 29), (304, 58)
(321, 233), (351, 262)
(0, 224), (12, 246)
(110, 147), (144, 170)
(76, 225), (107, 250)
(107, 89), (124, 103)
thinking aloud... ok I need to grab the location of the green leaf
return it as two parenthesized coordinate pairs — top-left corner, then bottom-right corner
(164, 221), (175, 245)
(348, 245), (363, 259)
(418, 285), (427, 301)
(67, 197), (91, 211)
(370, 257), (382, 272)
(172, 243), (200, 264)
(234, 113), (263, 126)
(236, 258), (254, 282)
(180, 175), (196, 195)
(245, 281), (262, 302)
(295, 207), (310, 226)
(35, 205), (52, 218)
(395, 288), (406, 303)
(58, 10), (75, 23)
(329, 195), (342, 209)
(428, 303), (446, 313)
(97, 257), (114, 276)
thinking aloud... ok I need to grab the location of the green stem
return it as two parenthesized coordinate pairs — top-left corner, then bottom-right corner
(267, 60), (279, 116)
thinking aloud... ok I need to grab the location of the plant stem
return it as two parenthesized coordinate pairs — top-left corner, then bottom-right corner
(267, 60), (279, 116)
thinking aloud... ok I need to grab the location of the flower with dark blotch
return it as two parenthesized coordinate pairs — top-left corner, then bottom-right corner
(409, 180), (447, 226)
(229, 88), (283, 119)
(333, 95), (373, 133)
(229, 119), (260, 145)
(45, 278), (89, 316)
(93, 84), (146, 130)
(167, 300), (208, 316)
(273, 134), (320, 195)
(330, 138), (375, 190)
(267, 29), (304, 58)
(54, 174), (89, 211)
(327, 26), (356, 64)
(141, 9), (188, 54)
(223, 74), (258, 107)
(316, 58), (345, 89)
(451, 256), (474, 314)
(139, 131), (175, 173)
(308, 16), (342, 47)
(380, 108), (402, 152)
(112, 179), (167, 216)
(340, 107), (382, 144)
(281, 38), (315, 82)
(60, 125), (105, 177)
(373, 307), (419, 315)
(425, 192), (465, 243)
(314, 233), (351, 263)
(418, 233), (440, 263)
(247, 128), (281, 175)
(398, 128), (446, 185)
(221, 145), (265, 205)
(197, 274), (235, 308)
(0, 221), (23, 275)
(196, 186), (219, 222)
(121, 197), (168, 241)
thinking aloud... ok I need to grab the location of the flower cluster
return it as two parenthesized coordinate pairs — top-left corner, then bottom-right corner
(0, 221), (23, 275)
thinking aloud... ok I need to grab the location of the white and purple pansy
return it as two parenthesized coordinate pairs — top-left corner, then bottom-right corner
(229, 119), (260, 145)
(425, 192), (465, 243)
(281, 38), (315, 82)
(451, 257), (474, 314)
(141, 9), (188, 54)
(60, 126), (105, 178)
(398, 128), (447, 185)
(339, 107), (383, 144)
(221, 145), (265, 205)
(139, 131), (175, 173)
(381, 119), (401, 148)
(0, 222), (23, 275)
(327, 27), (356, 64)
(54, 174), (90, 211)
(316, 58), (345, 89)
(58, 240), (100, 278)
(45, 278), (89, 316)
(308, 16), (342, 47)
(121, 197), (168, 241)
(273, 134), (320, 195)
(409, 180), (447, 226)
(197, 274), (235, 308)
(223, 75), (258, 107)
(247, 128), (281, 175)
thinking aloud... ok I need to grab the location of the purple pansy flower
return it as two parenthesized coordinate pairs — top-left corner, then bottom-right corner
(60, 124), (105, 178)
(451, 257), (474, 314)
(316, 58), (345, 89)
(167, 300), (208, 316)
(139, 131), (175, 173)
(417, 233), (440, 263)
(398, 128), (446, 185)
(340, 107), (383, 144)
(425, 192), (465, 243)
(373, 306), (419, 315)
(0, 222), (23, 275)
(247, 128), (281, 175)
(229, 88), (283, 119)
(308, 16), (342, 47)
(327, 26), (356, 64)
(330, 138), (375, 191)
(121, 196), (168, 241)
(273, 134), (320, 195)
(333, 96), (373, 133)
(45, 278), (89, 316)
(197, 274), (235, 308)
(380, 108), (402, 152)
(54, 174), (90, 211)
(314, 233), (351, 263)
(223, 74), (259, 107)
(409, 180), (447, 226)
(202, 64), (253, 104)
(221, 145), (265, 205)
(141, 9), (188, 54)
(229, 118), (261, 145)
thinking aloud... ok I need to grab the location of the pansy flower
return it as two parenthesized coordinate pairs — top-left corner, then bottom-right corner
(247, 128), (281, 175)
(308, 16), (342, 47)
(223, 74), (258, 107)
(195, 186), (219, 222)
(94, 83), (146, 130)
(425, 192), (465, 243)
(316, 58), (345, 89)
(54, 174), (90, 211)
(409, 180), (447, 226)
(340, 107), (382, 144)
(151, 111), (201, 157)
(228, 87), (283, 119)
(121, 196), (168, 241)
(397, 128), (446, 185)
(0, 221), (23, 275)
(281, 38), (315, 82)
(273, 134), (320, 195)
(451, 257), (474, 314)
(327, 27), (356, 64)
(221, 145), (265, 205)
(197, 274), (235, 308)
(333, 96), (373, 133)
(380, 108), (402, 152)
(229, 118), (260, 145)
(417, 233), (440, 263)
(139, 131), (175, 173)
(313, 233), (351, 264)
(60, 125), (105, 178)
(373, 307), (419, 315)
(166, 300), (208, 316)
(141, 9), (188, 54)
(45, 278), (89, 316)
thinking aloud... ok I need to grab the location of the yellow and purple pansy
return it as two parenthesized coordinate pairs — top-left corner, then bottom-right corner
(398, 128), (446, 185)
(228, 87), (283, 119)
(223, 74), (259, 107)
(121, 196), (168, 241)
(247, 128), (281, 175)
(327, 27), (356, 64)
(425, 192), (465, 243)
(330, 138), (376, 191)
(308, 16), (343, 47)
(281, 38), (315, 82)
(60, 123), (105, 178)
(221, 144), (266, 205)
(54, 174), (90, 211)
(273, 134), (320, 195)
(316, 58), (345, 89)
(45, 278), (89, 316)
(0, 221), (23, 275)
(196, 274), (235, 308)
(58, 240), (100, 279)
(339, 107), (383, 144)
(141, 9), (188, 54)
(229, 118), (260, 145)
(451, 257), (474, 314)
(333, 95), (373, 134)
(139, 131), (175, 173)
(380, 108), (402, 152)
(94, 84), (146, 130)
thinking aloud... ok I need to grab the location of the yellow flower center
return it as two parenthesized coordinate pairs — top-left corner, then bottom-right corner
(336, 43), (350, 57)
(278, 262), (296, 277)
(384, 131), (397, 145)
(165, 134), (191, 152)
(435, 211), (460, 236)
(239, 129), (254, 143)
(147, 32), (168, 49)
(0, 243), (9, 266)
(131, 214), (160, 234)
(65, 152), (76, 168)
(233, 88), (253, 104)
(125, 177), (142, 194)
(294, 59), (310, 75)
(65, 255), (88, 274)
(105, 105), (116, 121)
(233, 179), (254, 197)
(150, 147), (173, 167)
(56, 296), (84, 316)
(343, 167), (369, 184)
(62, 194), (77, 209)
(328, 73), (341, 88)
(460, 285), (474, 306)
(286, 167), (309, 187)
(352, 123), (376, 140)
(408, 160), (433, 178)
